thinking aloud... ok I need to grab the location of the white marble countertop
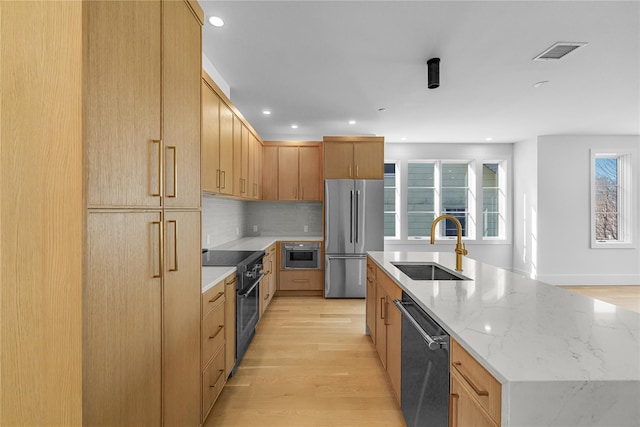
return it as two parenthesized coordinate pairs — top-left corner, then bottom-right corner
(368, 251), (640, 426)
(202, 236), (323, 292)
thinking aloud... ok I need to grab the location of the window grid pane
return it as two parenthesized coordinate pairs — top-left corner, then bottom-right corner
(408, 163), (435, 237)
(482, 163), (501, 238)
(595, 157), (620, 241)
(384, 163), (397, 237)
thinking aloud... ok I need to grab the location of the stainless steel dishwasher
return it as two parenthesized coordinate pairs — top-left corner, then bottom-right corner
(393, 292), (450, 427)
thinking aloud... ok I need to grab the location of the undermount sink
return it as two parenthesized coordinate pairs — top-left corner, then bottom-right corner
(391, 262), (470, 281)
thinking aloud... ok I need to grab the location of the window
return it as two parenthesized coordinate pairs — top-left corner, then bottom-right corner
(482, 162), (505, 238)
(384, 163), (398, 238)
(407, 161), (472, 239)
(407, 162), (436, 238)
(591, 152), (633, 247)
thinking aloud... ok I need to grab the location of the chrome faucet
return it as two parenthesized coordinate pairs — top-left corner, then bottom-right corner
(430, 215), (468, 271)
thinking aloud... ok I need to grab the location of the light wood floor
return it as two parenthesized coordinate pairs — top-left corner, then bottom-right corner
(204, 296), (405, 427)
(559, 285), (640, 313)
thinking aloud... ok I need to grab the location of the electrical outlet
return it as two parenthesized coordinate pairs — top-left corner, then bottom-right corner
(253, 225), (258, 232)
(304, 225), (308, 233)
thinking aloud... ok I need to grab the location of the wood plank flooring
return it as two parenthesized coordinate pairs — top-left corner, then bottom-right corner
(559, 285), (640, 313)
(204, 296), (405, 427)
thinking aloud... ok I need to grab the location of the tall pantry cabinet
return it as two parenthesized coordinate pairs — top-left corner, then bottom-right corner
(84, 1), (203, 426)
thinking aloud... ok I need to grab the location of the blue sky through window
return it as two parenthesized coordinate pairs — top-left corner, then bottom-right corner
(595, 158), (617, 182)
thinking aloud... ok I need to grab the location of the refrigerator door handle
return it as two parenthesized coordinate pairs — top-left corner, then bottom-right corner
(327, 255), (367, 260)
(355, 190), (360, 243)
(350, 190), (354, 243)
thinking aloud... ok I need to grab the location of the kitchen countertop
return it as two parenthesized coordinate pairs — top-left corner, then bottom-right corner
(202, 235), (323, 292)
(368, 251), (640, 426)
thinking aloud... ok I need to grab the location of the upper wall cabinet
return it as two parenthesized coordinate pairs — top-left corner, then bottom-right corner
(86, 0), (201, 208)
(263, 142), (323, 201)
(323, 136), (384, 179)
(202, 73), (233, 196)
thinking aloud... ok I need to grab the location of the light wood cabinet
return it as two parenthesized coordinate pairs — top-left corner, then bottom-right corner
(162, 210), (202, 427)
(323, 136), (384, 179)
(85, 212), (163, 426)
(450, 339), (501, 427)
(224, 274), (237, 378)
(368, 259), (402, 404)
(201, 280), (227, 422)
(262, 146), (279, 200)
(260, 244), (277, 317)
(264, 142), (323, 201)
(84, 1), (204, 426)
(279, 270), (324, 291)
(202, 72), (234, 195)
(366, 259), (377, 341)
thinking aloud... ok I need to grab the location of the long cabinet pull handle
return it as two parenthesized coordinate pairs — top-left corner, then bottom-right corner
(208, 325), (224, 340)
(166, 146), (177, 198)
(209, 292), (224, 303)
(384, 301), (390, 326)
(356, 165), (359, 177)
(221, 170), (226, 189)
(167, 220), (178, 272)
(151, 220), (163, 278)
(348, 165), (352, 178)
(151, 140), (162, 197)
(380, 297), (385, 319)
(210, 369), (225, 388)
(449, 393), (459, 427)
(216, 169), (220, 189)
(452, 361), (489, 396)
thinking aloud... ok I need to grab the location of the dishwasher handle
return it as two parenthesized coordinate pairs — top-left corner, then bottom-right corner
(393, 299), (448, 351)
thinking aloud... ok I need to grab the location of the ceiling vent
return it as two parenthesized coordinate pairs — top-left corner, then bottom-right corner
(533, 42), (588, 61)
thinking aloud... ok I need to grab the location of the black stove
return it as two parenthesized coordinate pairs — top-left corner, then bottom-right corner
(202, 250), (263, 268)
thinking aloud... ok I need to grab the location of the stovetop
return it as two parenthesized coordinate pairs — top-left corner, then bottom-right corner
(202, 249), (263, 267)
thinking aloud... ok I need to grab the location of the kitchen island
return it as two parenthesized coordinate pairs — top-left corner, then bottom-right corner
(368, 251), (640, 427)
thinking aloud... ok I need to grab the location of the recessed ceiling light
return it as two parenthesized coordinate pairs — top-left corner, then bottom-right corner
(401, 137), (407, 141)
(485, 137), (493, 141)
(378, 108), (387, 112)
(208, 16), (224, 27)
(262, 110), (271, 115)
(348, 120), (356, 125)
(533, 81), (549, 88)
(291, 124), (298, 129)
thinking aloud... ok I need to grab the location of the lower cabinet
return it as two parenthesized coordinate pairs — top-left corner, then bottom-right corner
(224, 273), (237, 378)
(278, 270), (323, 291)
(260, 243), (277, 317)
(450, 338), (502, 427)
(201, 278), (228, 422)
(367, 257), (402, 404)
(85, 210), (201, 427)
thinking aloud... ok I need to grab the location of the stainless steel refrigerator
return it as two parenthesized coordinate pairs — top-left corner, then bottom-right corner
(324, 179), (383, 298)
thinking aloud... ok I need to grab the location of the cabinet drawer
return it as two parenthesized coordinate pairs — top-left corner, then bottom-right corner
(279, 270), (323, 290)
(450, 339), (501, 425)
(202, 302), (225, 367)
(202, 279), (226, 316)
(202, 346), (226, 421)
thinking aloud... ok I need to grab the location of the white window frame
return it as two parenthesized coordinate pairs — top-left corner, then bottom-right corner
(384, 161), (400, 240)
(481, 161), (507, 240)
(590, 151), (635, 248)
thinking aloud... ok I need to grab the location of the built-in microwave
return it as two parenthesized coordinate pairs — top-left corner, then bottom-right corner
(282, 242), (321, 270)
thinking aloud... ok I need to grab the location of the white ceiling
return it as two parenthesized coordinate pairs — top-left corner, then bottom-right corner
(200, 1), (640, 143)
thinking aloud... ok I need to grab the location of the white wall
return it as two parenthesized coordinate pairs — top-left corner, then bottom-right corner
(535, 135), (640, 285)
(202, 54), (230, 98)
(513, 138), (539, 278)
(384, 143), (514, 270)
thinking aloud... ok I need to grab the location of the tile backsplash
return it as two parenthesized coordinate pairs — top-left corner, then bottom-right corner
(202, 196), (322, 247)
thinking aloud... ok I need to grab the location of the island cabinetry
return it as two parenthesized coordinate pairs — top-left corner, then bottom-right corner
(201, 279), (227, 422)
(260, 243), (277, 317)
(367, 259), (402, 403)
(450, 338), (501, 427)
(366, 258), (377, 340)
(323, 136), (384, 179)
(223, 273), (237, 378)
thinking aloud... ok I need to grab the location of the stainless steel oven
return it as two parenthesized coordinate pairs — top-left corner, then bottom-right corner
(282, 242), (321, 269)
